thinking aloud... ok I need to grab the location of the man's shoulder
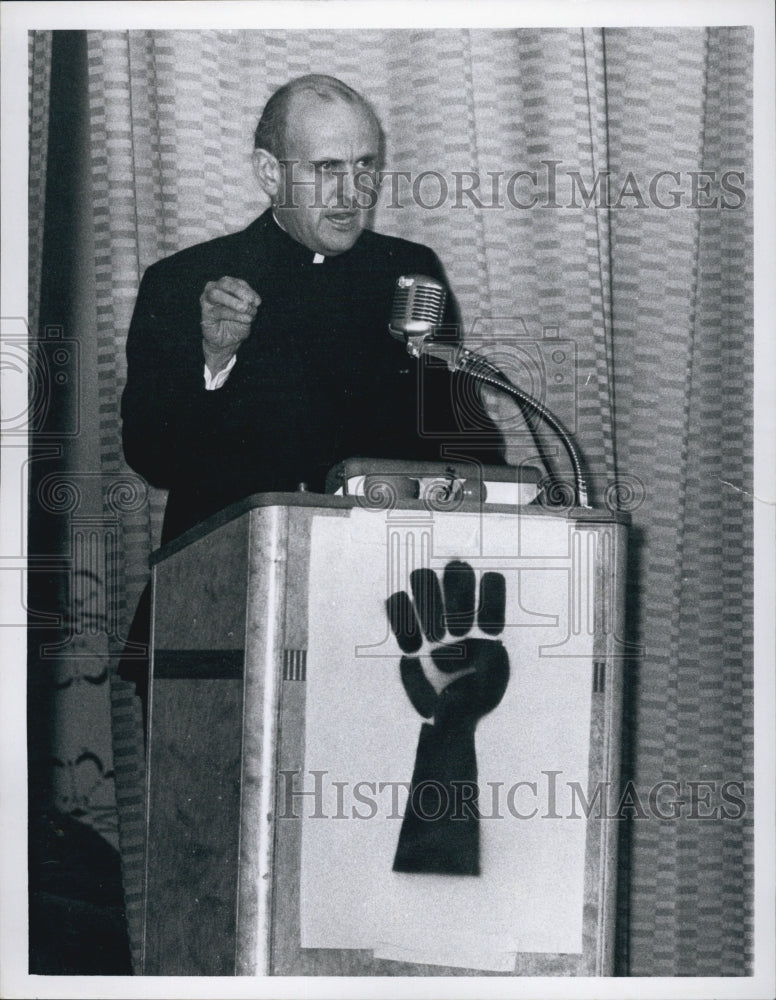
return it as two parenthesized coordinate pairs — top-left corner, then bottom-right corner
(142, 215), (268, 280)
(353, 228), (448, 290)
(358, 227), (440, 267)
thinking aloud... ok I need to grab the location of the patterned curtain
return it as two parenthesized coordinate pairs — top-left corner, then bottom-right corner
(29, 27), (753, 976)
(28, 31), (123, 852)
(604, 29), (754, 974)
(28, 31), (52, 338)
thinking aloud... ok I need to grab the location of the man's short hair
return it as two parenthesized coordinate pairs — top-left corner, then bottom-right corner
(253, 74), (381, 159)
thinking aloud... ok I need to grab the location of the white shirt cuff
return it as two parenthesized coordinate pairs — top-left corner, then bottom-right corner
(204, 353), (237, 390)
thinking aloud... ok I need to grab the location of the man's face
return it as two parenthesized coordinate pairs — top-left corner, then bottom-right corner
(271, 92), (380, 256)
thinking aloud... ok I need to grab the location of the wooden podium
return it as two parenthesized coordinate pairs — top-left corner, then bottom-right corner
(141, 487), (628, 976)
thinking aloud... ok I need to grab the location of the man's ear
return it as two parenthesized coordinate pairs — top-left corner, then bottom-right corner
(252, 148), (281, 200)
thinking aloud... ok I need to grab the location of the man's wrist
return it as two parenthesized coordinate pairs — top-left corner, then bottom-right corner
(202, 341), (237, 377)
(203, 351), (237, 391)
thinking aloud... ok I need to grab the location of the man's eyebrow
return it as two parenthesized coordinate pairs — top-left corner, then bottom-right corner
(310, 154), (378, 167)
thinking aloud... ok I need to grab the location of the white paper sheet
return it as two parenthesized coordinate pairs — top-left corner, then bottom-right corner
(300, 508), (594, 970)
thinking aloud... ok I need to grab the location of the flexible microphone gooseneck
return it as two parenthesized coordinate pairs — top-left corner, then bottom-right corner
(389, 274), (590, 509)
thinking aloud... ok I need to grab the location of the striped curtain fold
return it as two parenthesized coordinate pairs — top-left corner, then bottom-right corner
(30, 26), (753, 976)
(28, 30), (52, 340)
(605, 27), (754, 975)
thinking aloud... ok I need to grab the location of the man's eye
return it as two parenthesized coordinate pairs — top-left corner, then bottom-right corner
(357, 158), (376, 171)
(315, 161), (335, 173)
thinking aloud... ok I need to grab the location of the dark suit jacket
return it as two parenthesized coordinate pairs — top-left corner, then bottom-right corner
(121, 209), (504, 545)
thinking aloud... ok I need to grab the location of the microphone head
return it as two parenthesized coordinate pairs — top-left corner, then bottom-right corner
(389, 274), (447, 341)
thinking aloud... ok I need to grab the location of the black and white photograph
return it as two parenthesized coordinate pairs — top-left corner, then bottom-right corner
(1, 1), (774, 997)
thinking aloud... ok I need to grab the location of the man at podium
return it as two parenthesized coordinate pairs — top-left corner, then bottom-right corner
(112, 74), (627, 979)
(118, 73), (504, 707)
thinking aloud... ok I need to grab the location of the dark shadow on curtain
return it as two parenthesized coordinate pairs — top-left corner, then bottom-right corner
(28, 29), (131, 976)
(613, 524), (646, 975)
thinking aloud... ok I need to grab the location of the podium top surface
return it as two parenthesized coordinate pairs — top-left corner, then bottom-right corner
(150, 489), (630, 566)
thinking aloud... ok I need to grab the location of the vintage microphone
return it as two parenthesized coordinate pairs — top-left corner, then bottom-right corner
(389, 274), (590, 509)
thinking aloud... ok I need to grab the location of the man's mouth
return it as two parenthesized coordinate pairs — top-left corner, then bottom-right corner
(326, 211), (359, 229)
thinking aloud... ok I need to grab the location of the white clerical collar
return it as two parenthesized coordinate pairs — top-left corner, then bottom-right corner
(272, 210), (325, 263)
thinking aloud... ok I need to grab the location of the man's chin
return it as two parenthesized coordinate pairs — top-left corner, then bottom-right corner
(318, 224), (364, 256)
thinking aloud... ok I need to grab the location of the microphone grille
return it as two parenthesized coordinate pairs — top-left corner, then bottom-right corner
(390, 274), (447, 333)
(412, 281), (447, 323)
(390, 278), (412, 330)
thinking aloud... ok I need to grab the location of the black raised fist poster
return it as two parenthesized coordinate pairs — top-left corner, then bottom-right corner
(300, 508), (598, 970)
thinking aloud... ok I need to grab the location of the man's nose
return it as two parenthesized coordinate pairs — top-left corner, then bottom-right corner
(333, 167), (356, 206)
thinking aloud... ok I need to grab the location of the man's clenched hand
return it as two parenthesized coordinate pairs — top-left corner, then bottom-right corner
(200, 276), (261, 376)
